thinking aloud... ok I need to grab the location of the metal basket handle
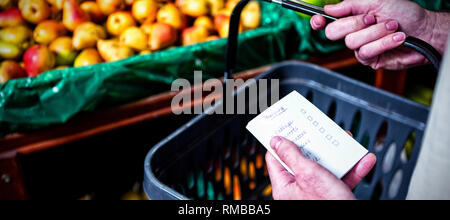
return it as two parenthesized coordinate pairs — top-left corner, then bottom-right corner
(225, 0), (442, 80)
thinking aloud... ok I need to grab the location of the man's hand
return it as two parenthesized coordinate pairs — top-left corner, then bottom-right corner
(310, 0), (440, 70)
(266, 136), (376, 200)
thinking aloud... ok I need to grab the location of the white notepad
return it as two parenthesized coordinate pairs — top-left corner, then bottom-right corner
(246, 91), (368, 179)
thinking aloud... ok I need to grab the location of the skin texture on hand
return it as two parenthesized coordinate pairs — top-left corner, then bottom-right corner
(266, 135), (377, 200)
(310, 0), (450, 70)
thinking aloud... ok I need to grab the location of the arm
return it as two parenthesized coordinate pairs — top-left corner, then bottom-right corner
(427, 11), (450, 55)
(407, 34), (450, 200)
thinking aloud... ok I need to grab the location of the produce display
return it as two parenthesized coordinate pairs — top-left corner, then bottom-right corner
(0, 0), (262, 83)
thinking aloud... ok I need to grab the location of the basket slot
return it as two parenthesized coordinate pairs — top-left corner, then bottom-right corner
(333, 100), (359, 131)
(350, 111), (362, 138)
(311, 91), (335, 113)
(354, 119), (423, 200)
(356, 110), (385, 150)
(400, 131), (416, 164)
(327, 101), (337, 120)
(371, 180), (384, 200)
(374, 121), (389, 152)
(305, 91), (314, 103)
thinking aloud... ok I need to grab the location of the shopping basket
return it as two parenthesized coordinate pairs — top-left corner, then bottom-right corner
(144, 0), (441, 200)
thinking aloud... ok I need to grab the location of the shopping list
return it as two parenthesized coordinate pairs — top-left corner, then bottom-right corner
(246, 91), (368, 179)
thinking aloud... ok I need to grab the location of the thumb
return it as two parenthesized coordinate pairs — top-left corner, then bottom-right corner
(265, 152), (296, 190)
(270, 136), (318, 175)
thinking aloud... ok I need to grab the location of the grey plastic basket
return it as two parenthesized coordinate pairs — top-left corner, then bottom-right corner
(144, 61), (429, 200)
(143, 0), (441, 201)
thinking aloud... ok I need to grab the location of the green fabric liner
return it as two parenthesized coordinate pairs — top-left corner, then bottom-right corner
(0, 0), (447, 136)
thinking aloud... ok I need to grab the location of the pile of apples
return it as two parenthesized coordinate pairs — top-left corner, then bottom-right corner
(0, 0), (261, 83)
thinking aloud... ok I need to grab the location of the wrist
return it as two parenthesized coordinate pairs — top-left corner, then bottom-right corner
(424, 10), (450, 55)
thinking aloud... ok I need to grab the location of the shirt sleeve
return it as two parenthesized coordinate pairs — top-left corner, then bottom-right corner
(407, 33), (450, 200)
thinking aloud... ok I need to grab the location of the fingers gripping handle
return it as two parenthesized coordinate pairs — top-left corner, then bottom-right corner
(226, 0), (442, 79)
(403, 36), (442, 71)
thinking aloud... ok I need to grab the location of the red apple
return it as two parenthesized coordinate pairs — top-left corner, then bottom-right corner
(182, 26), (209, 46)
(148, 22), (177, 51)
(0, 60), (27, 83)
(0, 8), (25, 27)
(63, 0), (89, 31)
(23, 44), (56, 77)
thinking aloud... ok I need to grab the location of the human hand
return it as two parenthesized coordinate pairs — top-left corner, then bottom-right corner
(266, 136), (376, 200)
(310, 0), (439, 70)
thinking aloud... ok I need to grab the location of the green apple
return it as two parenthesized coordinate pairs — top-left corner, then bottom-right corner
(297, 0), (341, 18)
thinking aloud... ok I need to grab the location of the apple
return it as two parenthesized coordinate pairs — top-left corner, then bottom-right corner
(125, 0), (136, 6)
(180, 0), (209, 18)
(140, 19), (153, 35)
(297, 0), (341, 18)
(18, 0), (51, 24)
(23, 44), (56, 77)
(106, 11), (136, 36)
(207, 0), (224, 16)
(241, 1), (260, 30)
(148, 22), (177, 51)
(214, 13), (242, 38)
(0, 25), (32, 45)
(119, 26), (148, 51)
(0, 60), (27, 83)
(182, 26), (209, 46)
(46, 0), (64, 10)
(74, 48), (103, 67)
(139, 50), (151, 55)
(97, 39), (134, 62)
(1, 0), (15, 11)
(33, 20), (67, 44)
(225, 0), (240, 10)
(49, 36), (78, 66)
(0, 41), (22, 59)
(72, 21), (107, 50)
(205, 35), (220, 41)
(157, 3), (186, 30)
(62, 0), (89, 31)
(205, 35), (219, 41)
(132, 0), (158, 23)
(194, 16), (214, 32)
(80, 1), (105, 23)
(96, 0), (125, 15)
(0, 8), (25, 27)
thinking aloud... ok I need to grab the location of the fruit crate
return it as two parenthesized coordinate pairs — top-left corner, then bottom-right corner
(0, 48), (365, 200)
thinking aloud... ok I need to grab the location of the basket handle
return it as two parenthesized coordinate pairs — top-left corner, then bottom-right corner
(403, 36), (442, 71)
(225, 0), (251, 81)
(225, 0), (442, 80)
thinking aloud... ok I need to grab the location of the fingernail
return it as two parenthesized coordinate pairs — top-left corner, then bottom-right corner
(385, 20), (398, 31)
(270, 136), (282, 151)
(324, 4), (335, 10)
(356, 154), (375, 175)
(355, 158), (368, 175)
(393, 33), (405, 42)
(363, 15), (375, 25)
(312, 18), (320, 27)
